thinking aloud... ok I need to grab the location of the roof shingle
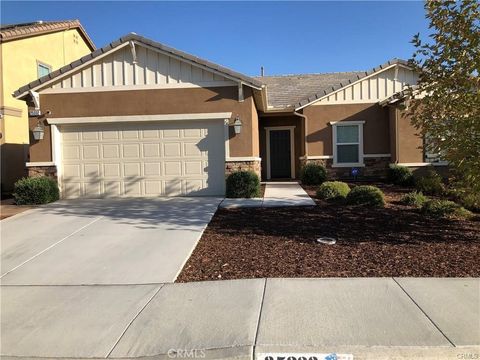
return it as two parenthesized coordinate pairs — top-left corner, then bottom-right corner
(256, 71), (365, 109)
(0, 20), (95, 50)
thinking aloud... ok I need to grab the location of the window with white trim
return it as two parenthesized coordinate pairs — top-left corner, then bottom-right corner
(332, 121), (364, 166)
(37, 62), (51, 78)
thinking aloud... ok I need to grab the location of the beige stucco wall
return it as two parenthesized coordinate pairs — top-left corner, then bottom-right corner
(395, 107), (424, 163)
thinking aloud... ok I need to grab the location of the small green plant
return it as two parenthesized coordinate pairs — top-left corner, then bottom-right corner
(445, 184), (480, 212)
(226, 170), (260, 198)
(387, 164), (415, 186)
(400, 191), (428, 207)
(13, 176), (59, 205)
(346, 185), (385, 207)
(316, 181), (350, 201)
(415, 171), (445, 195)
(300, 163), (327, 185)
(421, 199), (472, 219)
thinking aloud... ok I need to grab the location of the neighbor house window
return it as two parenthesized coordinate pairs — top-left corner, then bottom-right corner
(37, 62), (52, 78)
(332, 121), (364, 166)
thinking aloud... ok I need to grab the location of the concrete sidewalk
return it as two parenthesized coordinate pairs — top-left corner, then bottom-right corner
(1, 278), (478, 359)
(220, 182), (315, 208)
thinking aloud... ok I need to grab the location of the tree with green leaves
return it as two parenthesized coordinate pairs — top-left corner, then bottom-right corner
(408, 0), (479, 193)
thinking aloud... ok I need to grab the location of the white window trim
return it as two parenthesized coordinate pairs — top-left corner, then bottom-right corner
(37, 60), (52, 78)
(265, 126), (295, 180)
(331, 121), (365, 168)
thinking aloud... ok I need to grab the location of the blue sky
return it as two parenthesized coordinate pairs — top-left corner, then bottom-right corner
(1, 1), (429, 76)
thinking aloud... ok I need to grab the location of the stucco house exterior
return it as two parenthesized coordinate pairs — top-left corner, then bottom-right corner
(14, 33), (444, 199)
(0, 20), (95, 193)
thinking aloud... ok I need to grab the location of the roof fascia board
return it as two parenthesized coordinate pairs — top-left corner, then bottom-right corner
(14, 42), (130, 99)
(295, 63), (409, 111)
(136, 40), (262, 90)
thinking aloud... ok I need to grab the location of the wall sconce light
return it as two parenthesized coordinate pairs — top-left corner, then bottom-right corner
(32, 122), (45, 140)
(233, 116), (242, 134)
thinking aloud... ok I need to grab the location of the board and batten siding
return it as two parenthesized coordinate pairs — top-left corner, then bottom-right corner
(48, 44), (234, 90)
(312, 66), (418, 105)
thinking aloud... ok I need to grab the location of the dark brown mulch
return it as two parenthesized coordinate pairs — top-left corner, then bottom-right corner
(177, 184), (480, 282)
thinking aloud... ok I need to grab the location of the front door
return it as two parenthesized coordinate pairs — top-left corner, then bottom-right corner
(269, 129), (291, 178)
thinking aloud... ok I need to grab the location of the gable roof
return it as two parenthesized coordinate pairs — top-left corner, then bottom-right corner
(13, 33), (263, 98)
(293, 58), (411, 110)
(256, 71), (365, 109)
(0, 20), (95, 51)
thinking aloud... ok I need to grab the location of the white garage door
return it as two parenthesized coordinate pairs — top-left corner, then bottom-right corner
(60, 120), (225, 198)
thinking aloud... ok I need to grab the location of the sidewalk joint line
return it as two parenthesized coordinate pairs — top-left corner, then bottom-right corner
(0, 216), (103, 279)
(392, 277), (456, 347)
(105, 283), (164, 358)
(252, 278), (268, 359)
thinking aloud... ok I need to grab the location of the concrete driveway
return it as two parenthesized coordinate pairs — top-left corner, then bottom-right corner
(0, 197), (222, 285)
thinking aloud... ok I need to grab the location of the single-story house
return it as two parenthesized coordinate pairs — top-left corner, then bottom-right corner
(14, 33), (445, 198)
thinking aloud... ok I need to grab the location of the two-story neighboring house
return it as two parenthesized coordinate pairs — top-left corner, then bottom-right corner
(0, 20), (95, 193)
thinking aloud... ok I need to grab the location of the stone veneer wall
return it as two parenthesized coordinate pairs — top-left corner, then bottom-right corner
(27, 165), (58, 180)
(300, 157), (390, 179)
(225, 160), (261, 178)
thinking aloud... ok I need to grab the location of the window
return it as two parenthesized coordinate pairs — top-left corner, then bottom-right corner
(332, 121), (364, 166)
(37, 62), (51, 78)
(424, 134), (447, 164)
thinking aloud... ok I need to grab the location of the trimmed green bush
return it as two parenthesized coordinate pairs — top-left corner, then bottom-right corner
(300, 163), (327, 185)
(400, 191), (428, 207)
(317, 181), (350, 201)
(415, 171), (445, 195)
(421, 199), (472, 219)
(346, 185), (385, 207)
(226, 170), (260, 198)
(387, 164), (415, 186)
(13, 176), (59, 205)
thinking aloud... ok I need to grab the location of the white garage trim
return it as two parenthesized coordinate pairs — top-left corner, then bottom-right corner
(47, 112), (232, 125)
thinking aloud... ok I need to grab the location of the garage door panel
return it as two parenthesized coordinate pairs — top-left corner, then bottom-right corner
(143, 144), (160, 157)
(101, 130), (119, 140)
(83, 145), (100, 159)
(102, 144), (120, 158)
(104, 181), (122, 196)
(144, 163), (161, 176)
(60, 120), (225, 198)
(122, 144), (140, 158)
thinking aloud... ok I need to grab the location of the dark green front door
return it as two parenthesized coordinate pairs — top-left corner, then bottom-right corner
(269, 130), (291, 178)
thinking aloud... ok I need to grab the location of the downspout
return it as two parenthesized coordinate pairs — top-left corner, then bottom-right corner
(294, 110), (308, 159)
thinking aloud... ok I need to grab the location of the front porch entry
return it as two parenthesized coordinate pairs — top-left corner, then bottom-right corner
(265, 126), (295, 180)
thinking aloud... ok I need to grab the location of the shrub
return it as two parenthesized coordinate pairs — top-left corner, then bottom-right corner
(13, 176), (59, 205)
(446, 184), (480, 212)
(400, 191), (428, 207)
(415, 171), (445, 195)
(421, 199), (472, 219)
(226, 171), (260, 198)
(346, 185), (385, 207)
(387, 164), (415, 186)
(317, 181), (350, 201)
(300, 163), (327, 185)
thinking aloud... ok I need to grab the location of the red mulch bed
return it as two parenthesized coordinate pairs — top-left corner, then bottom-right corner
(176, 183), (480, 282)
